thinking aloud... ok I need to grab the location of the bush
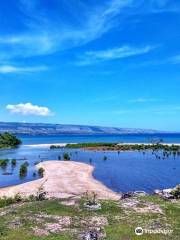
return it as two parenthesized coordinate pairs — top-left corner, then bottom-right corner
(11, 159), (16, 166)
(63, 152), (70, 161)
(0, 132), (21, 149)
(38, 167), (44, 177)
(19, 163), (27, 178)
(0, 159), (9, 167)
(36, 185), (46, 201)
(171, 185), (180, 199)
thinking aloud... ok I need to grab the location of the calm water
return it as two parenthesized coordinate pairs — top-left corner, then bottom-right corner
(20, 133), (180, 144)
(0, 134), (180, 193)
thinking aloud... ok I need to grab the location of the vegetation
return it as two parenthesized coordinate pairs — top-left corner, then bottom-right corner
(19, 163), (28, 178)
(11, 159), (16, 166)
(171, 185), (180, 199)
(50, 144), (62, 149)
(38, 167), (45, 177)
(64, 142), (180, 152)
(0, 194), (22, 208)
(63, 152), (70, 161)
(66, 142), (117, 148)
(0, 195), (179, 239)
(0, 159), (9, 167)
(0, 132), (21, 149)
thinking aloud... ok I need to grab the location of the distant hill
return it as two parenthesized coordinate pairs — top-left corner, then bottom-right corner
(0, 122), (166, 135)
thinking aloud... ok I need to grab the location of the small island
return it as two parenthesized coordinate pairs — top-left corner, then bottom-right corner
(0, 132), (22, 149)
(50, 142), (180, 152)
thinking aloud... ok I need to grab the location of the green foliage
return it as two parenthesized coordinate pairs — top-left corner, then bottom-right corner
(0, 159), (9, 167)
(0, 224), (7, 237)
(0, 195), (22, 208)
(0, 132), (21, 149)
(11, 159), (17, 166)
(171, 185), (180, 199)
(0, 196), (180, 239)
(64, 142), (180, 152)
(19, 163), (28, 178)
(66, 142), (117, 148)
(38, 167), (44, 177)
(63, 152), (70, 161)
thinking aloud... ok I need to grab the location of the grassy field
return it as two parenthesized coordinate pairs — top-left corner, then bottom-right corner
(0, 195), (179, 240)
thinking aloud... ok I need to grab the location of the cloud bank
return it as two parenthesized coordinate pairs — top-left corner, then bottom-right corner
(6, 103), (52, 116)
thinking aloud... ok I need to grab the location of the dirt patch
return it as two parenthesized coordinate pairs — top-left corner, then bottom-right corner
(29, 213), (108, 238)
(120, 198), (163, 214)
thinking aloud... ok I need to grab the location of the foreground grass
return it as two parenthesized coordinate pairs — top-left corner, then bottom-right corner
(0, 195), (179, 240)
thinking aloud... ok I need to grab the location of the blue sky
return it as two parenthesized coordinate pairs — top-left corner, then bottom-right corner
(0, 0), (180, 131)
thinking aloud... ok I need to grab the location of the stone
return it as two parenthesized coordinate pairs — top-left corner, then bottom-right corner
(83, 202), (101, 210)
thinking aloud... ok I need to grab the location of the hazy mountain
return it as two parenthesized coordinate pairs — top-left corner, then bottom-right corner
(0, 122), (166, 135)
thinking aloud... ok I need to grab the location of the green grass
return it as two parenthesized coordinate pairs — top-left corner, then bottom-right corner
(0, 196), (179, 240)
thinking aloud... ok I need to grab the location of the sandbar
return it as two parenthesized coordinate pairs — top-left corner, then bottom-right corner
(0, 161), (120, 200)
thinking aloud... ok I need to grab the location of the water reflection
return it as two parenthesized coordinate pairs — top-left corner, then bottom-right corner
(0, 145), (180, 193)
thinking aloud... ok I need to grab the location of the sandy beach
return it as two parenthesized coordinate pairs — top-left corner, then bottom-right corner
(0, 161), (120, 200)
(24, 143), (69, 148)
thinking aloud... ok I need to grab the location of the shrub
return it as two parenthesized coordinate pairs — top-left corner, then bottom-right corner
(19, 163), (27, 178)
(171, 185), (180, 199)
(36, 185), (46, 201)
(63, 152), (70, 161)
(0, 159), (9, 167)
(11, 159), (16, 166)
(0, 132), (21, 149)
(38, 167), (44, 177)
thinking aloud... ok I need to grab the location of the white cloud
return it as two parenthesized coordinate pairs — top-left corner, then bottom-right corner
(0, 0), (133, 60)
(76, 45), (154, 65)
(0, 0), (177, 60)
(6, 103), (53, 116)
(129, 98), (157, 103)
(0, 65), (47, 74)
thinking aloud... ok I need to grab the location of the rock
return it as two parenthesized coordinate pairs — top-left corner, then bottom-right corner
(134, 191), (147, 197)
(161, 192), (174, 200)
(154, 188), (175, 200)
(82, 231), (98, 240)
(154, 189), (162, 195)
(121, 192), (135, 199)
(83, 202), (101, 210)
(81, 229), (106, 240)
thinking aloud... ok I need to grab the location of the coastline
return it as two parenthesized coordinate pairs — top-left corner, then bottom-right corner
(23, 142), (180, 148)
(0, 161), (120, 200)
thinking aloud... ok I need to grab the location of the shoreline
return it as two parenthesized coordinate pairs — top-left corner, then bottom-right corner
(0, 161), (120, 200)
(23, 142), (180, 148)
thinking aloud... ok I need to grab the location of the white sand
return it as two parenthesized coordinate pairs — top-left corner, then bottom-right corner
(0, 161), (120, 200)
(24, 143), (68, 148)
